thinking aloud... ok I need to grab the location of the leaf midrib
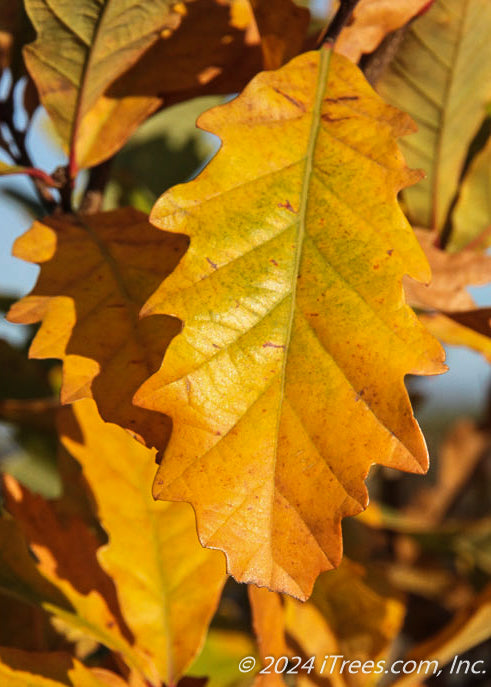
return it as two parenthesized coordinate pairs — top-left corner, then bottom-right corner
(68, 0), (111, 175)
(270, 47), (332, 535)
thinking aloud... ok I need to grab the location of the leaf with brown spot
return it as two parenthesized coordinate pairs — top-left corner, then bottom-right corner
(135, 49), (445, 599)
(8, 208), (187, 449)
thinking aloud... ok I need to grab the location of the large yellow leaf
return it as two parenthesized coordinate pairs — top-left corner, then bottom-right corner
(377, 0), (491, 231)
(134, 48), (445, 599)
(450, 136), (491, 252)
(60, 399), (227, 687)
(0, 648), (128, 687)
(8, 208), (187, 449)
(23, 0), (181, 173)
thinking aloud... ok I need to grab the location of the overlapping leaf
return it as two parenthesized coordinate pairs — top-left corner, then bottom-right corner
(23, 0), (183, 173)
(2, 400), (226, 686)
(377, 0), (491, 230)
(23, 0), (264, 172)
(2, 476), (147, 681)
(104, 0), (263, 112)
(420, 312), (491, 363)
(335, 0), (431, 63)
(249, 0), (309, 69)
(450, 136), (491, 252)
(60, 399), (227, 686)
(8, 208), (187, 448)
(391, 584), (491, 687)
(134, 49), (445, 599)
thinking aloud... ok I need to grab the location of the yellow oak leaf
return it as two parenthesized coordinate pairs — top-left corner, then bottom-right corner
(60, 399), (227, 687)
(335, 0), (430, 63)
(8, 207), (187, 449)
(377, 0), (491, 231)
(0, 648), (128, 687)
(134, 48), (445, 599)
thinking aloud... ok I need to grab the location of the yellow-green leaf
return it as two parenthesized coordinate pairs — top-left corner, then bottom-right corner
(134, 49), (445, 599)
(377, 0), (491, 231)
(0, 648), (128, 687)
(23, 0), (181, 173)
(450, 136), (491, 252)
(8, 208), (187, 449)
(61, 399), (227, 687)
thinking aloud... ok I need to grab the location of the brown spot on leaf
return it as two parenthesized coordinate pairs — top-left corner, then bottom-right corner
(206, 257), (218, 269)
(262, 342), (285, 349)
(272, 87), (306, 111)
(278, 200), (297, 213)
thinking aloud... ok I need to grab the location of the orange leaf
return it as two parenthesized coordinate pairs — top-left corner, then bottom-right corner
(8, 208), (187, 449)
(335, 0), (430, 63)
(404, 229), (491, 312)
(249, 0), (310, 69)
(135, 49), (445, 599)
(2, 475), (147, 680)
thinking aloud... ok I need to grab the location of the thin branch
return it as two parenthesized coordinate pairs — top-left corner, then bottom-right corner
(320, 0), (362, 46)
(0, 80), (57, 213)
(79, 159), (112, 214)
